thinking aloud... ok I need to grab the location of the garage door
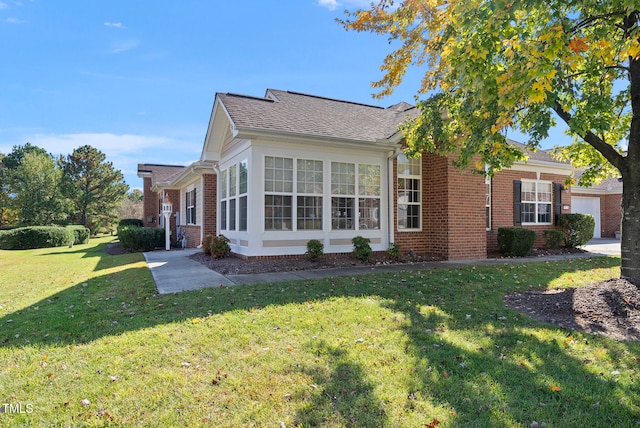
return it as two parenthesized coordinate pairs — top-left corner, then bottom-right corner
(572, 196), (601, 238)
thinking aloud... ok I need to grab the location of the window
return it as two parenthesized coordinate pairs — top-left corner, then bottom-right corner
(265, 157), (293, 230)
(331, 162), (355, 230)
(486, 175), (491, 230)
(297, 159), (323, 230)
(186, 188), (196, 225)
(358, 164), (380, 230)
(220, 161), (248, 232)
(521, 180), (552, 224)
(397, 154), (421, 230)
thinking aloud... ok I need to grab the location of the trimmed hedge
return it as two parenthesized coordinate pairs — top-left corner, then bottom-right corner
(497, 227), (537, 257)
(117, 226), (164, 252)
(559, 213), (595, 247)
(0, 226), (75, 250)
(118, 218), (144, 228)
(67, 225), (90, 245)
(543, 229), (564, 249)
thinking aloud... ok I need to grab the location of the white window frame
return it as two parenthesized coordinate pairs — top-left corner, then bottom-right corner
(485, 174), (491, 231)
(521, 179), (553, 225)
(185, 187), (196, 225)
(397, 154), (422, 231)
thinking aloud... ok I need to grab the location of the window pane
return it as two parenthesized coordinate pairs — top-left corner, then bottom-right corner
(538, 182), (552, 202)
(521, 181), (536, 202)
(239, 196), (247, 231)
(239, 160), (248, 194)
(358, 198), (380, 229)
(297, 159), (323, 194)
(358, 164), (380, 196)
(229, 199), (236, 230)
(220, 170), (227, 199)
(522, 202), (535, 223)
(331, 197), (354, 230)
(265, 156), (293, 193)
(331, 162), (355, 195)
(297, 196), (322, 230)
(220, 201), (227, 230)
(538, 203), (551, 223)
(229, 165), (237, 197)
(264, 195), (292, 230)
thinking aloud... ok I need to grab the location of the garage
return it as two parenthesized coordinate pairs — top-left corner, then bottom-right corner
(571, 196), (601, 238)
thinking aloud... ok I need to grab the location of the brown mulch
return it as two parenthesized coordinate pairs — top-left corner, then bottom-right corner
(107, 241), (639, 342)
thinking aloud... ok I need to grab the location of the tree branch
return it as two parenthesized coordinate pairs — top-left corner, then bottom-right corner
(553, 101), (624, 170)
(570, 11), (627, 34)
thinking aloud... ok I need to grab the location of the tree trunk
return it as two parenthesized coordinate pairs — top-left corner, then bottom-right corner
(621, 172), (640, 284)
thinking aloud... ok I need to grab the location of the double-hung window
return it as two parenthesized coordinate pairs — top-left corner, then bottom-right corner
(331, 162), (355, 230)
(297, 159), (323, 230)
(220, 170), (227, 230)
(186, 188), (196, 225)
(264, 156), (294, 230)
(358, 164), (380, 230)
(521, 180), (552, 224)
(397, 154), (421, 230)
(220, 160), (248, 232)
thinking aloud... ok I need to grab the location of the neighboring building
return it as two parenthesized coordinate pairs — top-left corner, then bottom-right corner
(138, 89), (620, 259)
(572, 176), (622, 238)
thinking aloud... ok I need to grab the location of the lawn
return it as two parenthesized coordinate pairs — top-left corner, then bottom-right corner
(0, 236), (637, 427)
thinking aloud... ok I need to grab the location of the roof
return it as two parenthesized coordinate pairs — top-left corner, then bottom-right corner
(216, 89), (418, 142)
(137, 164), (186, 188)
(508, 140), (569, 165)
(573, 170), (623, 193)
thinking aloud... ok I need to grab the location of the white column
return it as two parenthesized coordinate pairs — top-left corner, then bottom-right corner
(162, 202), (173, 251)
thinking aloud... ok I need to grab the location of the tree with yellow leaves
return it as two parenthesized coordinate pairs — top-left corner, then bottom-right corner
(341, 0), (640, 283)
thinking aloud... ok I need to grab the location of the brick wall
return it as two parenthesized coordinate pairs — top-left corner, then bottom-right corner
(573, 192), (622, 238)
(202, 173), (217, 238)
(488, 170), (570, 251)
(142, 177), (159, 227)
(182, 225), (201, 248)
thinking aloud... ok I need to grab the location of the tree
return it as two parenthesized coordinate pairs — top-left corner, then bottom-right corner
(341, 1), (640, 283)
(118, 189), (144, 220)
(60, 145), (129, 233)
(3, 151), (68, 225)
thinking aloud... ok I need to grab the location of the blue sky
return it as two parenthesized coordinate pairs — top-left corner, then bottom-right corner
(0, 0), (570, 190)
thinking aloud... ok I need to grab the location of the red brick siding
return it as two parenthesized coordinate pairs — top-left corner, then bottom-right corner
(488, 170), (570, 251)
(573, 192), (622, 238)
(202, 173), (217, 238)
(182, 225), (202, 248)
(142, 177), (159, 227)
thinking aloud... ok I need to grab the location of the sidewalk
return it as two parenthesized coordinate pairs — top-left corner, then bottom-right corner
(144, 238), (620, 294)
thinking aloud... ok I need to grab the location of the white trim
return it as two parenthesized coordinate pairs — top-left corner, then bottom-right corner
(520, 179), (553, 226)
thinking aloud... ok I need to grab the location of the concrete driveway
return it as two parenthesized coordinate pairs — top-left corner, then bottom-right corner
(582, 238), (621, 256)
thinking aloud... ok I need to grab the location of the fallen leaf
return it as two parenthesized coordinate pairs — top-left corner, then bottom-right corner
(550, 385), (562, 392)
(80, 399), (90, 406)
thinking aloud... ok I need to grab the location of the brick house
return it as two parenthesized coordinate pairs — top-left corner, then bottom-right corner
(138, 89), (620, 259)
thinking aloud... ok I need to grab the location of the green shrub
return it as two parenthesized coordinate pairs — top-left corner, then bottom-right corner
(118, 218), (144, 228)
(497, 227), (537, 257)
(67, 225), (90, 245)
(117, 226), (164, 252)
(210, 235), (231, 259)
(0, 226), (75, 250)
(352, 236), (372, 261)
(543, 229), (564, 249)
(202, 234), (213, 255)
(387, 242), (402, 260)
(559, 213), (595, 247)
(305, 239), (324, 261)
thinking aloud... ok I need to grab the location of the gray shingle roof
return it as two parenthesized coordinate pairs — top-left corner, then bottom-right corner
(507, 140), (569, 165)
(137, 164), (186, 187)
(217, 89), (418, 142)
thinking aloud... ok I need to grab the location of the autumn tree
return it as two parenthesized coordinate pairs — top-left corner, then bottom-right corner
(118, 189), (144, 220)
(60, 145), (129, 233)
(341, 0), (640, 283)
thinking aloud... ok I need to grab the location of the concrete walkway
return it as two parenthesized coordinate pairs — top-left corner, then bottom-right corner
(144, 238), (620, 294)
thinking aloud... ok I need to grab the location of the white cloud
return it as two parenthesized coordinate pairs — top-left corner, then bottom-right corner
(104, 21), (126, 29)
(109, 39), (139, 54)
(317, 0), (373, 10)
(27, 133), (166, 158)
(5, 17), (27, 24)
(318, 0), (340, 10)
(0, 2), (9, 9)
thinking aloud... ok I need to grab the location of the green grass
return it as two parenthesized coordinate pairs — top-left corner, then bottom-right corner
(0, 237), (637, 427)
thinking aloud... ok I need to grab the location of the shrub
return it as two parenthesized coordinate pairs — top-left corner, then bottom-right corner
(387, 242), (402, 260)
(543, 230), (564, 249)
(497, 227), (537, 257)
(305, 239), (324, 261)
(117, 226), (164, 252)
(0, 226), (75, 250)
(67, 225), (90, 245)
(118, 218), (144, 228)
(352, 236), (372, 261)
(202, 234), (213, 255)
(559, 213), (595, 247)
(210, 235), (231, 259)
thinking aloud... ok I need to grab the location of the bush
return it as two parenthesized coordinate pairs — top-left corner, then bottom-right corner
(210, 235), (231, 259)
(117, 226), (164, 252)
(67, 225), (90, 245)
(0, 226), (75, 250)
(543, 229), (564, 249)
(305, 239), (324, 261)
(387, 242), (402, 260)
(497, 227), (537, 257)
(559, 213), (595, 247)
(118, 218), (144, 228)
(352, 236), (372, 261)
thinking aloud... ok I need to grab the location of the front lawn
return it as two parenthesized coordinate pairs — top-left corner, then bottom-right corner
(0, 237), (636, 427)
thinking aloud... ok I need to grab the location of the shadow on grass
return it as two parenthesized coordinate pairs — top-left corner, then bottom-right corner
(1, 245), (636, 425)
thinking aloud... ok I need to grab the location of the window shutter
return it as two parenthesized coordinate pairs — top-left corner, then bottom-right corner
(554, 183), (562, 225)
(193, 189), (197, 224)
(513, 180), (522, 226)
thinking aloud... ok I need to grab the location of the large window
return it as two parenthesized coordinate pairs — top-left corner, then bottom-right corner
(265, 156), (294, 230)
(521, 180), (552, 224)
(358, 164), (380, 230)
(220, 160), (248, 232)
(297, 159), (323, 230)
(397, 154), (421, 230)
(331, 162), (355, 230)
(186, 188), (196, 225)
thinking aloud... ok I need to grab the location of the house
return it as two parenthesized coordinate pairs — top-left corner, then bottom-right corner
(571, 175), (622, 238)
(138, 89), (620, 259)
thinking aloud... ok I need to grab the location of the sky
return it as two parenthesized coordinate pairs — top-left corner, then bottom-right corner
(0, 0), (571, 191)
